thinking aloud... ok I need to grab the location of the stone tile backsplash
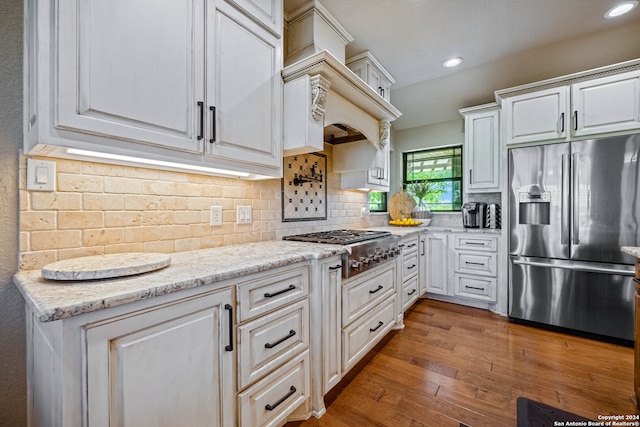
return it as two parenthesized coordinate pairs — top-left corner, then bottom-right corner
(18, 144), (375, 270)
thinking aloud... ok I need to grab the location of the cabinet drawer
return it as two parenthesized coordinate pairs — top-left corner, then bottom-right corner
(342, 296), (396, 373)
(453, 235), (498, 252)
(454, 251), (497, 276)
(454, 274), (496, 302)
(237, 350), (310, 427)
(402, 276), (419, 311)
(237, 266), (309, 322)
(237, 299), (309, 390)
(342, 265), (395, 326)
(400, 236), (419, 255)
(402, 252), (419, 280)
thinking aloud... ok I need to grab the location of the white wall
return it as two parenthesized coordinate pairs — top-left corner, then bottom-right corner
(0, 0), (26, 425)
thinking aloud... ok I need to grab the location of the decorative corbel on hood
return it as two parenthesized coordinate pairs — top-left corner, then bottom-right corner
(310, 75), (331, 122)
(282, 50), (402, 157)
(379, 120), (391, 148)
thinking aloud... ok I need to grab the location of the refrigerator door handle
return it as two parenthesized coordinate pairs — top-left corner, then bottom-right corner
(511, 257), (634, 276)
(561, 154), (569, 245)
(571, 153), (580, 245)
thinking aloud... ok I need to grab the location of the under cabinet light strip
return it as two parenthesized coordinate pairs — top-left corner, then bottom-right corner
(65, 148), (251, 178)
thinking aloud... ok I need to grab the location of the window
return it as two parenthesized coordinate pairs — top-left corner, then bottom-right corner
(403, 146), (462, 212)
(369, 192), (387, 212)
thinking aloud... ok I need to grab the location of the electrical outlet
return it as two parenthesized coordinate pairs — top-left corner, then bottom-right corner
(210, 206), (222, 226)
(237, 206), (252, 224)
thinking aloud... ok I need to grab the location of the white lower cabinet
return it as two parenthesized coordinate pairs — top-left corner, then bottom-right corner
(424, 232), (450, 295)
(424, 231), (499, 306)
(237, 351), (310, 427)
(26, 262), (315, 427)
(26, 287), (236, 427)
(320, 257), (342, 394)
(237, 299), (309, 390)
(454, 274), (496, 301)
(85, 288), (235, 427)
(401, 276), (419, 311)
(342, 296), (396, 372)
(340, 263), (396, 374)
(235, 264), (311, 427)
(399, 234), (420, 312)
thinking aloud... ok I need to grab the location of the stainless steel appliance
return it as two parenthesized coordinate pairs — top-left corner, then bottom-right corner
(283, 230), (400, 278)
(462, 202), (487, 228)
(508, 134), (640, 344)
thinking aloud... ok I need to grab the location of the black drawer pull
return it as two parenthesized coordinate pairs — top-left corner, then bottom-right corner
(464, 261), (485, 266)
(329, 264), (342, 270)
(465, 285), (485, 291)
(264, 330), (296, 349)
(369, 321), (384, 332)
(265, 386), (296, 411)
(224, 304), (233, 352)
(369, 285), (383, 294)
(407, 243), (417, 248)
(407, 264), (417, 270)
(408, 289), (417, 296)
(264, 284), (296, 298)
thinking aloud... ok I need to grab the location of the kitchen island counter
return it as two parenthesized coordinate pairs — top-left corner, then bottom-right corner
(14, 241), (345, 323)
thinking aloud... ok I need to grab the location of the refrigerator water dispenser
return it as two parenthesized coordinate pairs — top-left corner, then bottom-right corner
(518, 192), (551, 225)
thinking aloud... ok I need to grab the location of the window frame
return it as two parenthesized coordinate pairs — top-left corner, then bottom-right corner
(402, 145), (463, 212)
(369, 191), (387, 213)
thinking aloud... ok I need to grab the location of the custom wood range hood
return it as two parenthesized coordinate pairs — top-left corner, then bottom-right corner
(282, 0), (401, 157)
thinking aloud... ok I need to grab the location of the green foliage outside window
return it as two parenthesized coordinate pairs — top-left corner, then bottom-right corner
(403, 146), (463, 212)
(369, 191), (387, 212)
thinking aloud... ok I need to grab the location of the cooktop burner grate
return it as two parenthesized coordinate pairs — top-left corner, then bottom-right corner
(282, 229), (392, 245)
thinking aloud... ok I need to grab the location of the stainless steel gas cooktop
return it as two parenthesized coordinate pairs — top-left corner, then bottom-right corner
(283, 229), (399, 278)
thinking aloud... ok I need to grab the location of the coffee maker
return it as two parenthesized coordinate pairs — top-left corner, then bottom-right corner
(461, 202), (487, 228)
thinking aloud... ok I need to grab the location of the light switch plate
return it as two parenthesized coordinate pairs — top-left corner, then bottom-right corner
(237, 206), (252, 224)
(27, 158), (56, 191)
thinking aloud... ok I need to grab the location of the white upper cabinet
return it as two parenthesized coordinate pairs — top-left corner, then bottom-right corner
(336, 139), (390, 192)
(502, 87), (569, 145)
(571, 71), (640, 138)
(498, 62), (640, 146)
(346, 51), (395, 103)
(225, 0), (283, 36)
(205, 1), (282, 171)
(55, 0), (205, 153)
(460, 103), (501, 192)
(25, 0), (283, 178)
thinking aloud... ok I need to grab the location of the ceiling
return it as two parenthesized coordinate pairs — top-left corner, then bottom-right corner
(284, 0), (640, 130)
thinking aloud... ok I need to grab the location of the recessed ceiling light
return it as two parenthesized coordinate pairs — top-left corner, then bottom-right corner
(604, 1), (638, 18)
(443, 57), (463, 68)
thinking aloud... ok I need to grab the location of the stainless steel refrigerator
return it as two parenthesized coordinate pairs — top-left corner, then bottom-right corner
(508, 134), (640, 344)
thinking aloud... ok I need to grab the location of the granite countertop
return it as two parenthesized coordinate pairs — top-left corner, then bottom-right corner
(14, 241), (345, 323)
(369, 225), (502, 237)
(621, 246), (640, 258)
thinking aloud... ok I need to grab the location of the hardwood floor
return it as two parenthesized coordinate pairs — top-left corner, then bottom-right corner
(289, 299), (637, 427)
